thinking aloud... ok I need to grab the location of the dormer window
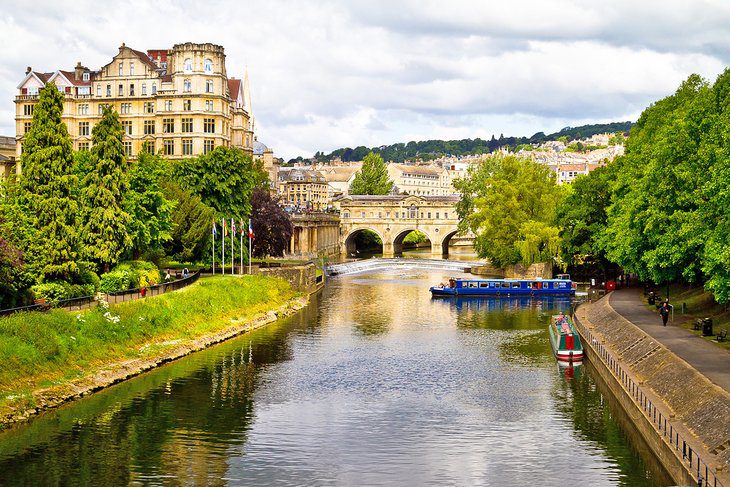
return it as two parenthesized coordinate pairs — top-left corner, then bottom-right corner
(184, 58), (192, 73)
(204, 59), (213, 73)
(119, 62), (123, 76)
(83, 72), (90, 82)
(130, 62), (134, 76)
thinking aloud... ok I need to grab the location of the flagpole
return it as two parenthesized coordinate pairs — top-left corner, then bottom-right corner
(240, 219), (243, 275)
(221, 217), (225, 275)
(231, 218), (234, 275)
(212, 221), (215, 275)
(248, 219), (252, 275)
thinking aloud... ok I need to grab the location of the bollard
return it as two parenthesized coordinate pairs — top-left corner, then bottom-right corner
(697, 474), (703, 487)
(682, 302), (686, 314)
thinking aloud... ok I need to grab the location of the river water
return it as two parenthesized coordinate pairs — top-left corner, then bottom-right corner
(0, 268), (672, 486)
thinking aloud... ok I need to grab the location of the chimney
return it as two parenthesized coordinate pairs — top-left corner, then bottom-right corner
(74, 61), (84, 81)
(26, 66), (32, 74)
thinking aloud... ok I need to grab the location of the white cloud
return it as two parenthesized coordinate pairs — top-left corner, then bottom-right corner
(0, 0), (728, 159)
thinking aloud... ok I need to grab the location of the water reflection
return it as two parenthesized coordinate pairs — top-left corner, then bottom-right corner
(0, 268), (671, 486)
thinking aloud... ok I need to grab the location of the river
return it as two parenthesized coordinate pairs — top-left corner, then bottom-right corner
(0, 268), (672, 486)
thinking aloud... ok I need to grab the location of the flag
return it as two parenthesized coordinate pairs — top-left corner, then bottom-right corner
(231, 219), (236, 236)
(248, 219), (254, 238)
(212, 219), (217, 236)
(223, 218), (227, 236)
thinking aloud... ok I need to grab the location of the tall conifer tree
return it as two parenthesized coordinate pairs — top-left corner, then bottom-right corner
(80, 105), (131, 272)
(19, 83), (80, 281)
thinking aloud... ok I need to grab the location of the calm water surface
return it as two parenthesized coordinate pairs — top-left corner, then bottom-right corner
(0, 268), (672, 486)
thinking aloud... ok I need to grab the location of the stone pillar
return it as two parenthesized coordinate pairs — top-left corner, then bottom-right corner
(431, 239), (444, 258)
(382, 240), (395, 258)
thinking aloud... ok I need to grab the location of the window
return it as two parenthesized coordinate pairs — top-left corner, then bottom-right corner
(130, 62), (134, 76)
(203, 118), (215, 133)
(182, 138), (193, 155)
(118, 84), (124, 96)
(23, 104), (34, 116)
(141, 83), (147, 95)
(119, 62), (123, 76)
(78, 104), (89, 115)
(183, 79), (191, 92)
(163, 139), (174, 156)
(205, 100), (213, 111)
(130, 84), (135, 96)
(123, 141), (132, 157)
(479, 282), (488, 288)
(83, 72), (90, 82)
(96, 85), (101, 97)
(183, 99), (191, 111)
(184, 58), (192, 73)
(343, 211), (350, 218)
(181, 118), (193, 132)
(106, 84), (111, 97)
(144, 102), (154, 113)
(24, 122), (31, 134)
(444, 212), (448, 219)
(144, 120), (155, 135)
(143, 141), (155, 154)
(79, 122), (90, 136)
(205, 80), (213, 93)
(122, 120), (132, 135)
(164, 100), (173, 111)
(98, 103), (109, 115)
(204, 58), (213, 73)
(120, 103), (131, 114)
(409, 205), (417, 218)
(204, 139), (214, 154)
(428, 212), (431, 219)
(78, 142), (89, 151)
(152, 83), (157, 95)
(163, 118), (174, 133)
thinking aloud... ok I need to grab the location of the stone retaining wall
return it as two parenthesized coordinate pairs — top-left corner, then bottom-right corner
(576, 296), (730, 485)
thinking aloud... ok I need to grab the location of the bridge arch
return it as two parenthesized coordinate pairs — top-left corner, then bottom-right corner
(441, 230), (460, 257)
(392, 228), (432, 256)
(344, 227), (385, 256)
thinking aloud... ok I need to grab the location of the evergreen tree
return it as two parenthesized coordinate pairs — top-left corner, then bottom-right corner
(80, 105), (131, 272)
(19, 82), (80, 281)
(161, 180), (215, 262)
(349, 152), (393, 195)
(124, 151), (175, 259)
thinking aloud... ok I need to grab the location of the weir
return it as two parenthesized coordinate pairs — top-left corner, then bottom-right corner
(325, 257), (473, 276)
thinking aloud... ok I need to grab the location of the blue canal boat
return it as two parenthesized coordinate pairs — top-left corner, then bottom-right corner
(429, 275), (576, 297)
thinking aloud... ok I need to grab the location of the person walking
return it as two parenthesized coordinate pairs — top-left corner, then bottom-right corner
(659, 301), (671, 326)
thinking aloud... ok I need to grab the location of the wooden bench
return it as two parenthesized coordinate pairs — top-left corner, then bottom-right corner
(717, 328), (727, 342)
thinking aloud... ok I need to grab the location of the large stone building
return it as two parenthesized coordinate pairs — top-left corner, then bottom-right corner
(0, 136), (15, 177)
(14, 42), (254, 171)
(387, 163), (456, 196)
(278, 168), (329, 210)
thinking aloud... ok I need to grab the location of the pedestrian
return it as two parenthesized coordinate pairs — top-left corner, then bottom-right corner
(183, 267), (189, 279)
(659, 301), (671, 326)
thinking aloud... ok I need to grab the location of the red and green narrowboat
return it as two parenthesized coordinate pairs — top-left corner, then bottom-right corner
(549, 314), (584, 363)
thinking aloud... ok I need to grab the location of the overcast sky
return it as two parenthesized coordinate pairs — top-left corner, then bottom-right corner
(1, 0), (728, 159)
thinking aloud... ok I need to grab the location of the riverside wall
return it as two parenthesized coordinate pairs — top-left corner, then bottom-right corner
(575, 296), (730, 486)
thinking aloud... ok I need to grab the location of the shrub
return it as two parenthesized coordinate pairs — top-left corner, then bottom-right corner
(31, 282), (70, 304)
(99, 261), (160, 293)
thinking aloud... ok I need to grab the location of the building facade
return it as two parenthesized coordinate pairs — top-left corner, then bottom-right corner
(387, 163), (456, 196)
(14, 42), (254, 170)
(0, 136), (15, 178)
(278, 168), (329, 210)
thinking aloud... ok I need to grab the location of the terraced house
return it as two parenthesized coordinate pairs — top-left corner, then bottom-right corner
(14, 42), (255, 172)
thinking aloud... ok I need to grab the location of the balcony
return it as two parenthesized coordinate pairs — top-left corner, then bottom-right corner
(15, 94), (39, 101)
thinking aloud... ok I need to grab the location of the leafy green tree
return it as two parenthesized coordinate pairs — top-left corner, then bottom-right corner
(124, 151), (175, 259)
(349, 152), (393, 195)
(18, 82), (80, 282)
(161, 181), (215, 262)
(173, 146), (267, 217)
(79, 106), (131, 272)
(250, 189), (293, 257)
(454, 154), (562, 268)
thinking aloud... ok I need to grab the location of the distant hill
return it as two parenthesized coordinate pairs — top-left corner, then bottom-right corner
(295, 121), (633, 164)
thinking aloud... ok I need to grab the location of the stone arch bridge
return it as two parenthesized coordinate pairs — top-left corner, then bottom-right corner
(336, 194), (464, 257)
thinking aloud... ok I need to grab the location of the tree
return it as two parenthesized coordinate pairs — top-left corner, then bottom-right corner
(173, 146), (267, 217)
(349, 152), (393, 195)
(161, 181), (215, 262)
(454, 154), (563, 268)
(18, 82), (80, 282)
(79, 105), (131, 272)
(250, 189), (293, 257)
(0, 222), (33, 308)
(124, 151), (175, 259)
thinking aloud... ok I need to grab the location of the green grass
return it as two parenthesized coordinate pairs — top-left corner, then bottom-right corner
(0, 275), (300, 408)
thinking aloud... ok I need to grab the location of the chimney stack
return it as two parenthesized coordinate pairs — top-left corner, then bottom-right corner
(74, 61), (84, 81)
(26, 66), (32, 74)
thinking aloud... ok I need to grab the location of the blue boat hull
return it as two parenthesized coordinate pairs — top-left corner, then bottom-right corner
(430, 287), (574, 297)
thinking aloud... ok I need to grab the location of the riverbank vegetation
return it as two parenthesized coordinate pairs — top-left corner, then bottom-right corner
(0, 275), (298, 413)
(456, 69), (730, 305)
(0, 82), (292, 308)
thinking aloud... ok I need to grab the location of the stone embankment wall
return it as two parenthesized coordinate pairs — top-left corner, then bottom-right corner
(255, 263), (321, 293)
(576, 297), (730, 486)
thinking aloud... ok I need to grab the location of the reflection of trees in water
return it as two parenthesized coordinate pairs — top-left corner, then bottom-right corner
(551, 361), (673, 487)
(451, 297), (572, 331)
(0, 310), (312, 486)
(498, 329), (553, 367)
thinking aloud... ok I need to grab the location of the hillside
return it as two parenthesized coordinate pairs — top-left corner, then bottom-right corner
(296, 121), (633, 164)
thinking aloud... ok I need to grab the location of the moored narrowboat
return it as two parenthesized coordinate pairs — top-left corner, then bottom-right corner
(549, 314), (584, 363)
(429, 275), (575, 297)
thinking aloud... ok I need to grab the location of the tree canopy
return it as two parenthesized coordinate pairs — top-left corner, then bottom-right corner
(250, 189), (293, 257)
(349, 152), (393, 195)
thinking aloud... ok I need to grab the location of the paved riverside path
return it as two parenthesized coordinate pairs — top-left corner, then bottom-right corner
(609, 288), (730, 393)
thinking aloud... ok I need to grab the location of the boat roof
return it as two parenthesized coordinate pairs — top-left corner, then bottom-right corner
(451, 277), (571, 281)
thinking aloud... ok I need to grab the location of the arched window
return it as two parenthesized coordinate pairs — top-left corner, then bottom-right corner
(409, 205), (417, 219)
(151, 83), (157, 94)
(342, 212), (350, 219)
(184, 58), (192, 73)
(204, 59), (213, 73)
(183, 79), (191, 93)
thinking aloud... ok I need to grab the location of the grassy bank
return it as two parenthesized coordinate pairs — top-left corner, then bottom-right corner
(0, 275), (299, 411)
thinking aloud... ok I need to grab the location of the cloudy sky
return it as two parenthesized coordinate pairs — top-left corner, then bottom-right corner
(1, 0), (728, 159)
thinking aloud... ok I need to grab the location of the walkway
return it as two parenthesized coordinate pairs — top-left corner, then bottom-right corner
(609, 288), (730, 393)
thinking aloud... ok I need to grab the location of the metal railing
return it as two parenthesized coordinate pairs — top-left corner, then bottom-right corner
(0, 271), (202, 316)
(573, 310), (724, 487)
